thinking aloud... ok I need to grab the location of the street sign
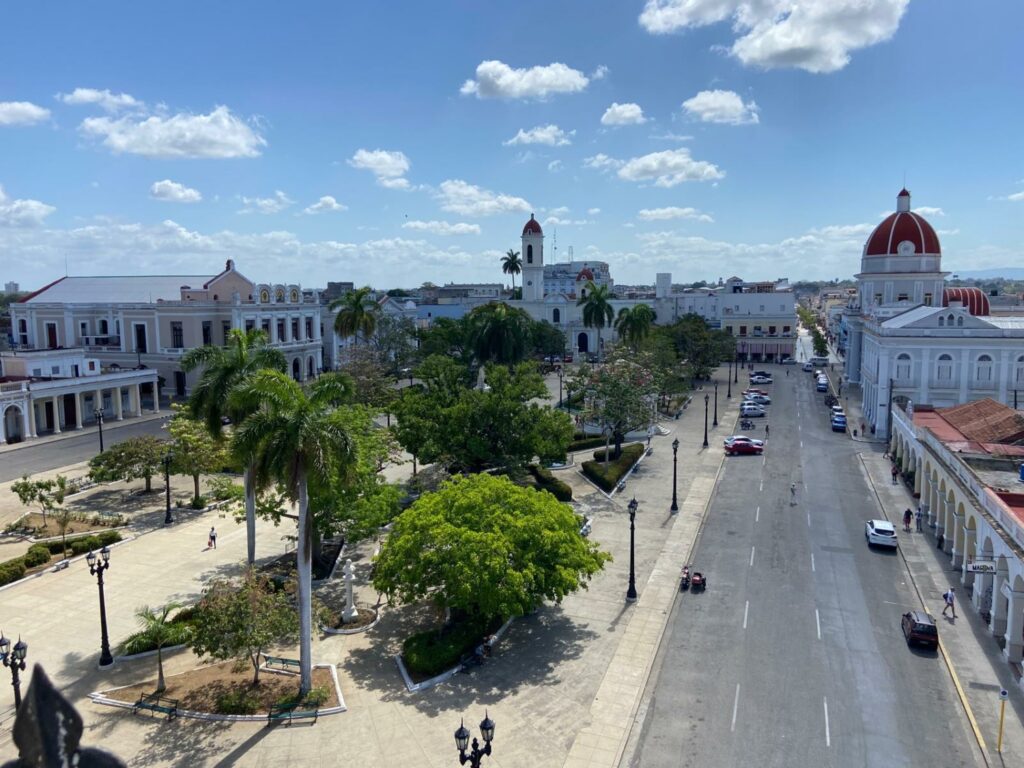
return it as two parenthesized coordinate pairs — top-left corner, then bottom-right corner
(966, 562), (997, 574)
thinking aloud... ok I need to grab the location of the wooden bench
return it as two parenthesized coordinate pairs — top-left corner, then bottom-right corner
(262, 655), (301, 671)
(51, 559), (70, 572)
(267, 704), (318, 726)
(133, 692), (178, 720)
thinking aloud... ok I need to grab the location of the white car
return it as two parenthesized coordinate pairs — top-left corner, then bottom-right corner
(830, 406), (845, 418)
(723, 435), (764, 447)
(865, 519), (898, 548)
(740, 403), (767, 417)
(802, 362), (814, 372)
(750, 375), (773, 384)
(744, 393), (771, 405)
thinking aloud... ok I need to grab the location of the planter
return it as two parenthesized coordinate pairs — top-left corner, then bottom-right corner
(320, 606), (380, 635)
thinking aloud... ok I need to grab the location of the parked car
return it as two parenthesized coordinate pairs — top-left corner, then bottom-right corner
(780, 357), (797, 365)
(724, 435), (764, 448)
(740, 403), (767, 417)
(816, 380), (829, 392)
(744, 393), (772, 405)
(901, 610), (939, 650)
(742, 388), (769, 397)
(726, 440), (763, 456)
(750, 375), (773, 385)
(751, 370), (772, 378)
(563, 353), (573, 363)
(803, 362), (814, 372)
(865, 519), (898, 548)
(831, 406), (845, 418)
(831, 416), (848, 432)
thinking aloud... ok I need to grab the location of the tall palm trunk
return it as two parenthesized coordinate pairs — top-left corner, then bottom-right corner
(156, 645), (166, 693)
(296, 467), (313, 695)
(244, 466), (257, 565)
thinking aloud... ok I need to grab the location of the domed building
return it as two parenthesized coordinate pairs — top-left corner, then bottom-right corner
(844, 190), (1024, 437)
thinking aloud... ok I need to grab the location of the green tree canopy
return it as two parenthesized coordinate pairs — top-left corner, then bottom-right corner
(572, 358), (657, 459)
(577, 281), (614, 360)
(372, 474), (610, 620)
(88, 436), (168, 492)
(664, 314), (734, 380)
(120, 602), (190, 693)
(168, 405), (231, 504)
(466, 302), (534, 366)
(11, 475), (68, 527)
(330, 285), (378, 345)
(416, 317), (474, 367)
(614, 304), (655, 351)
(530, 319), (567, 358)
(501, 249), (522, 294)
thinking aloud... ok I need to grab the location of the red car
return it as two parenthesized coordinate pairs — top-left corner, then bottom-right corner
(725, 440), (764, 456)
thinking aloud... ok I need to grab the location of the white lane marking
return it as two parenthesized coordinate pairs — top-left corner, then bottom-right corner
(811, 553), (816, 572)
(755, 505), (760, 523)
(800, 440), (804, 448)
(749, 546), (755, 567)
(816, 609), (822, 640)
(731, 684), (741, 732)
(807, 512), (811, 527)
(762, 454), (766, 467)
(823, 697), (831, 747)
(743, 600), (749, 629)
(759, 480), (763, 492)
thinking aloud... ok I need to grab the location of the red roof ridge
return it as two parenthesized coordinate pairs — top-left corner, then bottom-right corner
(18, 275), (67, 303)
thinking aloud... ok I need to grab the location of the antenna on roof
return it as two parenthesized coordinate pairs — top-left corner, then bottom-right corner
(552, 228), (557, 262)
(64, 253), (68, 277)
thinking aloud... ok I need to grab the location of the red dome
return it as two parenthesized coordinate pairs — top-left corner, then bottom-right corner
(522, 214), (543, 236)
(576, 268), (594, 281)
(864, 190), (941, 257)
(943, 287), (990, 316)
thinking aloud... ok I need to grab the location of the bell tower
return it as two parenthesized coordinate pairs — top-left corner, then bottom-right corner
(521, 214), (544, 302)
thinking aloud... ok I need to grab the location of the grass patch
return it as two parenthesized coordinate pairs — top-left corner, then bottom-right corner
(581, 443), (646, 493)
(402, 615), (504, 679)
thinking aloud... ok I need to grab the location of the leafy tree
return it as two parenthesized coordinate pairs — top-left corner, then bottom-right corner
(167, 405), (230, 505)
(577, 281), (614, 360)
(120, 602), (190, 693)
(392, 390), (434, 476)
(466, 302), (533, 366)
(181, 328), (287, 565)
(329, 285), (378, 346)
(572, 358), (657, 460)
(415, 354), (470, 404)
(664, 314), (734, 380)
(373, 474), (610, 621)
(369, 314), (418, 374)
(501, 249), (522, 295)
(530, 319), (566, 358)
(88, 436), (167, 492)
(339, 345), (398, 417)
(416, 317), (474, 367)
(11, 475), (68, 527)
(231, 371), (355, 695)
(614, 304), (655, 351)
(189, 571), (297, 686)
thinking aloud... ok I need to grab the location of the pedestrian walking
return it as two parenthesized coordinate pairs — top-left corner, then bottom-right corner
(790, 482), (797, 506)
(915, 506), (923, 532)
(208, 526), (217, 550)
(903, 508), (913, 532)
(942, 587), (957, 618)
(765, 424), (770, 438)
(891, 464), (899, 485)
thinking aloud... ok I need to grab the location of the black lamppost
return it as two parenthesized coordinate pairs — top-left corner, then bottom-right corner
(626, 497), (639, 602)
(671, 438), (680, 512)
(86, 547), (114, 668)
(713, 381), (719, 427)
(702, 394), (709, 448)
(733, 352), (739, 384)
(162, 453), (174, 525)
(727, 360), (732, 399)
(455, 712), (495, 767)
(95, 407), (105, 453)
(558, 365), (564, 408)
(0, 633), (27, 711)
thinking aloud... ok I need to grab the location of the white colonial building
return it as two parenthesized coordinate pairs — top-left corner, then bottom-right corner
(843, 190), (1024, 437)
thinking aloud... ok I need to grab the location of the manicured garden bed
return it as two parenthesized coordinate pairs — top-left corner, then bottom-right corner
(581, 444), (646, 493)
(4, 511), (125, 538)
(0, 530), (124, 587)
(258, 538), (344, 585)
(526, 464), (573, 501)
(402, 614), (505, 681)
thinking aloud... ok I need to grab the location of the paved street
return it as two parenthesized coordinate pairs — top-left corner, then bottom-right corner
(0, 415), (170, 483)
(629, 365), (986, 767)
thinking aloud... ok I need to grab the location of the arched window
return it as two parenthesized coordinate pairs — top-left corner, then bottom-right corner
(896, 353), (911, 381)
(936, 354), (953, 383)
(552, 308), (560, 324)
(957, 316), (964, 327)
(938, 316), (944, 327)
(948, 314), (955, 325)
(976, 354), (993, 383)
(527, 244), (533, 264)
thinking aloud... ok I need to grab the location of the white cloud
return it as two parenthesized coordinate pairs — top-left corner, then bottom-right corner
(150, 179), (202, 203)
(547, 206), (571, 217)
(638, 206), (713, 222)
(0, 101), (51, 126)
(504, 124), (574, 146)
(617, 148), (725, 187)
(80, 105), (266, 158)
(548, 160), (564, 173)
(682, 90), (759, 125)
(936, 228), (959, 236)
(601, 102), (647, 126)
(638, 0), (910, 73)
(1008, 191), (1024, 202)
(588, 208), (601, 216)
(348, 149), (411, 189)
(0, 184), (56, 226)
(651, 131), (694, 142)
(58, 88), (143, 112)
(543, 216), (590, 227)
(303, 196), (347, 214)
(460, 60), (590, 99)
(591, 65), (610, 81)
(583, 153), (623, 172)
(238, 191), (294, 215)
(436, 179), (531, 217)
(913, 206), (944, 217)
(402, 220), (481, 236)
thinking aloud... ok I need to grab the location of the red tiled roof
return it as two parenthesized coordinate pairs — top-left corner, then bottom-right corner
(18, 276), (67, 303)
(864, 211), (941, 256)
(522, 214), (542, 236)
(943, 287), (990, 316)
(939, 399), (1024, 444)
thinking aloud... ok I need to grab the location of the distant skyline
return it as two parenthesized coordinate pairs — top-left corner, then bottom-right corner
(1, 1), (1021, 291)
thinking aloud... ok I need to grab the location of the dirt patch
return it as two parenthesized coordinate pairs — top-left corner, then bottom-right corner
(8, 512), (122, 538)
(259, 539), (343, 583)
(102, 660), (338, 715)
(325, 606), (377, 631)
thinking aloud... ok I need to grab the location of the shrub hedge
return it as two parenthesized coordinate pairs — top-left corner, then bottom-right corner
(403, 615), (503, 678)
(0, 530), (123, 588)
(568, 433), (608, 452)
(527, 465), (573, 502)
(0, 559), (26, 587)
(581, 444), (646, 493)
(24, 544), (51, 567)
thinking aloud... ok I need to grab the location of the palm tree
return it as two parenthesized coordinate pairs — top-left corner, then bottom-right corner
(119, 602), (188, 693)
(577, 281), (614, 361)
(615, 304), (655, 351)
(182, 329), (287, 565)
(329, 286), (378, 346)
(466, 302), (533, 366)
(231, 371), (355, 695)
(501, 250), (522, 298)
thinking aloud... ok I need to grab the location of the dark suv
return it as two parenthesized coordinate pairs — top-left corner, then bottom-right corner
(901, 611), (939, 650)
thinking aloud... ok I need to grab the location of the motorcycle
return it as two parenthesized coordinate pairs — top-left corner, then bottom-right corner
(740, 419), (755, 430)
(691, 571), (707, 591)
(680, 565), (691, 591)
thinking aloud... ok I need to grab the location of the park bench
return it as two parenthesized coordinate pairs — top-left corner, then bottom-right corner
(262, 654), (301, 671)
(132, 692), (178, 720)
(267, 703), (318, 726)
(51, 559), (70, 572)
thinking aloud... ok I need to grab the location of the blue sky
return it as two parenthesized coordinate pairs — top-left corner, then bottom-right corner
(1, 1), (1021, 291)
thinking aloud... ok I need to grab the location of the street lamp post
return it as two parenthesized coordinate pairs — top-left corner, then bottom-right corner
(558, 365), (564, 408)
(626, 497), (639, 602)
(86, 547), (114, 668)
(455, 712), (496, 767)
(671, 438), (679, 512)
(0, 633), (27, 711)
(162, 453), (174, 525)
(727, 360), (732, 399)
(702, 394), (710, 448)
(96, 408), (105, 453)
(713, 381), (719, 427)
(733, 352), (739, 384)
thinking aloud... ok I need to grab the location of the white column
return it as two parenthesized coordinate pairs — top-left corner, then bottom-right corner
(94, 389), (104, 419)
(134, 383), (143, 416)
(115, 386), (123, 420)
(1004, 591), (1024, 664)
(950, 512), (964, 567)
(998, 350), (1010, 405)
(51, 396), (61, 434)
(960, 527), (976, 587)
(26, 399), (36, 438)
(992, 574), (1008, 635)
(0, 411), (6, 444)
(75, 392), (83, 429)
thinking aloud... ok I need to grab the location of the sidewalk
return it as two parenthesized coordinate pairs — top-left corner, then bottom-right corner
(863, 451), (1024, 766)
(0, 410), (167, 455)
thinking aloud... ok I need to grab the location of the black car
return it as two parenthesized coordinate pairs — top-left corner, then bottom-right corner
(901, 610), (939, 650)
